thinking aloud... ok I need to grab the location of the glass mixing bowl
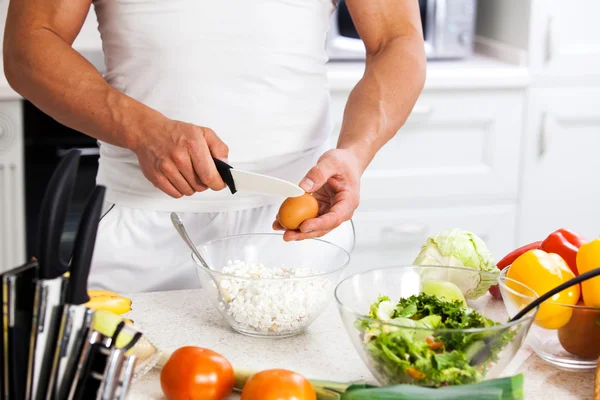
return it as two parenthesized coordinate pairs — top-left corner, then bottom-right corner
(192, 233), (350, 338)
(499, 266), (600, 370)
(335, 265), (538, 387)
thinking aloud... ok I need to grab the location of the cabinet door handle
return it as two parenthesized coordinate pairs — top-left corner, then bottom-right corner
(539, 113), (556, 159)
(545, 16), (558, 63)
(381, 224), (428, 240)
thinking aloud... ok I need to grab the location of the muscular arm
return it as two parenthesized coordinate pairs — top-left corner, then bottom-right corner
(3, 0), (157, 149)
(338, 0), (426, 171)
(275, 0), (425, 239)
(3, 0), (228, 197)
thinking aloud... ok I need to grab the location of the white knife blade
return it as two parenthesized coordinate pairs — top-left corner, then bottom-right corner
(230, 169), (304, 198)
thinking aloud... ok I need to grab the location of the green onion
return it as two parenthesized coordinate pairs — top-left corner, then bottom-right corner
(341, 374), (524, 400)
(234, 369), (524, 400)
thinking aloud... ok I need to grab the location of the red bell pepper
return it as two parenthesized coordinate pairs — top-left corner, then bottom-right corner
(539, 229), (587, 276)
(496, 241), (543, 270)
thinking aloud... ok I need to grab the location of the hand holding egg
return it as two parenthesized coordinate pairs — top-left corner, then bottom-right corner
(273, 149), (362, 241)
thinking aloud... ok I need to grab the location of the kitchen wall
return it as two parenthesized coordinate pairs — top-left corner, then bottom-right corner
(73, 9), (103, 51)
(475, 0), (531, 51)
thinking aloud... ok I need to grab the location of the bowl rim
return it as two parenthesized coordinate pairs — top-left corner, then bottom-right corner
(499, 266), (600, 310)
(190, 232), (351, 280)
(334, 265), (539, 333)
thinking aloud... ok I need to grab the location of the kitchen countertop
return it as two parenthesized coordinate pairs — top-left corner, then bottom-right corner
(0, 52), (528, 102)
(327, 53), (529, 91)
(125, 289), (594, 400)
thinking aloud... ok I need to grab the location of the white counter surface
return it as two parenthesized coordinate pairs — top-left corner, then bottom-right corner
(0, 52), (528, 102)
(125, 289), (595, 400)
(327, 54), (529, 91)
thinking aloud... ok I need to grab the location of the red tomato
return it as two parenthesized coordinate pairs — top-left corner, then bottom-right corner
(160, 346), (234, 400)
(241, 369), (316, 400)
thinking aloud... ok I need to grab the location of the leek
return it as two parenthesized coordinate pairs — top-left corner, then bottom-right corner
(234, 369), (524, 400)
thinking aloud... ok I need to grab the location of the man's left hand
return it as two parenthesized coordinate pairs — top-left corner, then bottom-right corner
(273, 148), (361, 241)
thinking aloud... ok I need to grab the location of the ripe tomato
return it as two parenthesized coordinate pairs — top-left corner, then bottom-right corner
(160, 346), (234, 400)
(241, 369), (316, 400)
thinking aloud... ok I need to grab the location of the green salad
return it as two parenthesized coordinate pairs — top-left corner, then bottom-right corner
(356, 289), (515, 388)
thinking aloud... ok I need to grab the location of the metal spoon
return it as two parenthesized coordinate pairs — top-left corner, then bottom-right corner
(170, 212), (210, 270)
(170, 213), (228, 305)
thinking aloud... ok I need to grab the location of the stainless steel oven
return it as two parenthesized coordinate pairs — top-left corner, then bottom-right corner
(326, 0), (478, 61)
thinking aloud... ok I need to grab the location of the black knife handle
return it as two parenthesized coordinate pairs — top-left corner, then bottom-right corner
(37, 149), (81, 279)
(67, 185), (106, 305)
(212, 157), (237, 194)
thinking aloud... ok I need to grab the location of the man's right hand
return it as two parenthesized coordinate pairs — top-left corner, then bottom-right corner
(132, 118), (229, 198)
(3, 0), (229, 201)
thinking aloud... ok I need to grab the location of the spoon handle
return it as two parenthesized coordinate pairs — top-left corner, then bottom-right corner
(509, 267), (600, 322)
(170, 212), (210, 270)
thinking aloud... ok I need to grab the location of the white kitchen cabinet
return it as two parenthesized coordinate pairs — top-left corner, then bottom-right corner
(344, 204), (516, 278)
(518, 87), (600, 244)
(329, 89), (524, 206)
(528, 0), (600, 84)
(0, 101), (25, 272)
(476, 0), (600, 85)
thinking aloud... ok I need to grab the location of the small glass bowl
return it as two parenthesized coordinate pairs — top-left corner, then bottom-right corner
(192, 233), (350, 338)
(499, 266), (600, 369)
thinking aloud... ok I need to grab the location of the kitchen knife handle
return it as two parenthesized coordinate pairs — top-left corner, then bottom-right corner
(37, 149), (81, 279)
(67, 186), (106, 305)
(212, 157), (237, 195)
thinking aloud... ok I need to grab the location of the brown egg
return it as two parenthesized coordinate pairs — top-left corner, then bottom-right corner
(277, 193), (319, 231)
(557, 301), (600, 359)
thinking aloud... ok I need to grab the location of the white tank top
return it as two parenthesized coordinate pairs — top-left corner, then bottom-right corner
(92, 0), (336, 212)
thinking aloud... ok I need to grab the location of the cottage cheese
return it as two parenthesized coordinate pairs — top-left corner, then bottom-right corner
(216, 261), (332, 334)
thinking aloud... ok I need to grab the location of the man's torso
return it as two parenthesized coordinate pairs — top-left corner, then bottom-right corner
(93, 0), (336, 212)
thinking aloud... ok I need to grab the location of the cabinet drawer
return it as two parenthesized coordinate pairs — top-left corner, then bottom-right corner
(330, 90), (524, 203)
(343, 204), (516, 278)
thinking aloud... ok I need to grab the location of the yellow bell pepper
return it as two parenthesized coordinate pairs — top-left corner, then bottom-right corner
(506, 249), (580, 330)
(576, 238), (600, 307)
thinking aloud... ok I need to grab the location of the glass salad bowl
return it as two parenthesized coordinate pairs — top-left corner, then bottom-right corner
(335, 265), (538, 387)
(499, 266), (600, 370)
(192, 233), (351, 338)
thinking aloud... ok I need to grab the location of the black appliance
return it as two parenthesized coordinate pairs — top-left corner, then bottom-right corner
(23, 100), (100, 262)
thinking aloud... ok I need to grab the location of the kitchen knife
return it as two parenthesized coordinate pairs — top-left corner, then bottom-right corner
(71, 322), (141, 400)
(213, 157), (304, 198)
(47, 185), (106, 400)
(27, 149), (81, 400)
(1, 259), (39, 400)
(97, 345), (139, 400)
(69, 328), (107, 400)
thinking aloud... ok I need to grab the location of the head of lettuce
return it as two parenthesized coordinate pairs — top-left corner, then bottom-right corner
(412, 228), (499, 300)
